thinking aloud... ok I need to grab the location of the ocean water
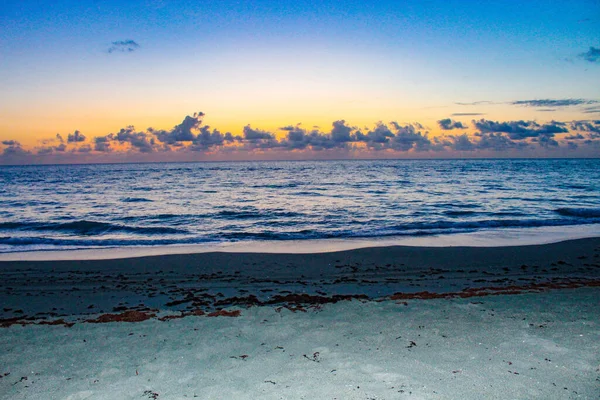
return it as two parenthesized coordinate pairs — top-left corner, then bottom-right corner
(0, 159), (599, 253)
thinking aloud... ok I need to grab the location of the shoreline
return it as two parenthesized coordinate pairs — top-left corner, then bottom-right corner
(1, 224), (600, 262)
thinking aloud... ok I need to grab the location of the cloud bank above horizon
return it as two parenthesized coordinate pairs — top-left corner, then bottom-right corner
(2, 111), (599, 164)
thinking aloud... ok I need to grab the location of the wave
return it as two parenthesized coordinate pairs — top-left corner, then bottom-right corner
(216, 210), (304, 220)
(555, 208), (600, 218)
(121, 197), (153, 203)
(0, 220), (187, 235)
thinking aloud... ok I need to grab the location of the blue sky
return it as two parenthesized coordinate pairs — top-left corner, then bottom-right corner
(0, 0), (599, 162)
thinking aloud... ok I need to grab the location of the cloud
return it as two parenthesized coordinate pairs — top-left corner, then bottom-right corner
(438, 118), (465, 130)
(473, 119), (568, 140)
(243, 125), (275, 141)
(1, 140), (30, 157)
(474, 132), (526, 151)
(570, 120), (600, 138)
(451, 113), (485, 116)
(112, 126), (156, 153)
(152, 112), (205, 144)
(355, 123), (395, 149)
(67, 130), (86, 143)
(330, 120), (355, 143)
(446, 134), (476, 151)
(35, 143), (67, 155)
(583, 106), (600, 114)
(6, 112), (600, 163)
(578, 47), (600, 63)
(565, 133), (585, 140)
(94, 136), (111, 152)
(511, 99), (598, 107)
(190, 126), (234, 151)
(108, 40), (140, 54)
(387, 123), (432, 152)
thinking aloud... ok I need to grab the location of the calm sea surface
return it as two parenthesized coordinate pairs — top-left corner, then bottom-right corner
(1, 159), (599, 253)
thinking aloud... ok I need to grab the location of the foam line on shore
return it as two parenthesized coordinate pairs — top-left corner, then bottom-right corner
(1, 224), (599, 261)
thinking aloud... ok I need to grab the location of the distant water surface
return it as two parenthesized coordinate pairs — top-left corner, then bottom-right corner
(1, 159), (599, 253)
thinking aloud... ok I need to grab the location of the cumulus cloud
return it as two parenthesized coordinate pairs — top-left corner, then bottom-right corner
(579, 47), (600, 63)
(447, 134), (476, 151)
(570, 120), (600, 138)
(1, 140), (30, 157)
(190, 126), (234, 151)
(108, 40), (140, 53)
(6, 111), (600, 163)
(387, 123), (432, 152)
(511, 99), (598, 107)
(112, 126), (156, 153)
(243, 125), (275, 141)
(152, 112), (205, 144)
(67, 130), (86, 143)
(438, 118), (465, 130)
(35, 142), (67, 155)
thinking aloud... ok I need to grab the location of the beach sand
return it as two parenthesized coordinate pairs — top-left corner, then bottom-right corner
(1, 239), (599, 398)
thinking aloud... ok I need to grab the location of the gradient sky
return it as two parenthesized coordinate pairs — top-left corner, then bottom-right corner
(1, 0), (599, 163)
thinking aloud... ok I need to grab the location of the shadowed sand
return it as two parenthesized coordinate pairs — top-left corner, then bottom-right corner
(1, 238), (599, 322)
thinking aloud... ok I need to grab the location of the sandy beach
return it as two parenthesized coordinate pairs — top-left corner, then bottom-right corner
(1, 239), (599, 398)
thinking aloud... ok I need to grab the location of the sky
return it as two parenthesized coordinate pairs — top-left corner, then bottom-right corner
(0, 0), (599, 163)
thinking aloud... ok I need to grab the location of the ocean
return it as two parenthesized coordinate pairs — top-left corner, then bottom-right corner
(1, 159), (599, 253)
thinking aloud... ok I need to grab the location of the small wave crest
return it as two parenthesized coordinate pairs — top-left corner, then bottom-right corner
(0, 220), (187, 235)
(121, 197), (153, 203)
(555, 208), (600, 218)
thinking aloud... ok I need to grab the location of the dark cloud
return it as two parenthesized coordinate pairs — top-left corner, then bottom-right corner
(152, 112), (205, 144)
(537, 109), (556, 112)
(387, 123), (432, 152)
(94, 136), (111, 152)
(565, 133), (585, 140)
(190, 126), (234, 151)
(475, 132), (526, 151)
(451, 113), (485, 116)
(1, 140), (30, 156)
(356, 123), (395, 149)
(473, 119), (568, 140)
(243, 125), (275, 141)
(108, 40), (140, 54)
(447, 134), (476, 151)
(570, 120), (600, 138)
(67, 130), (86, 143)
(7, 111), (600, 162)
(113, 126), (155, 153)
(578, 47), (600, 63)
(35, 143), (67, 155)
(330, 120), (355, 143)
(438, 118), (465, 130)
(511, 99), (598, 107)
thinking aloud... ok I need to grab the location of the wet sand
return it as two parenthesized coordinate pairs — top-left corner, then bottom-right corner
(1, 238), (599, 323)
